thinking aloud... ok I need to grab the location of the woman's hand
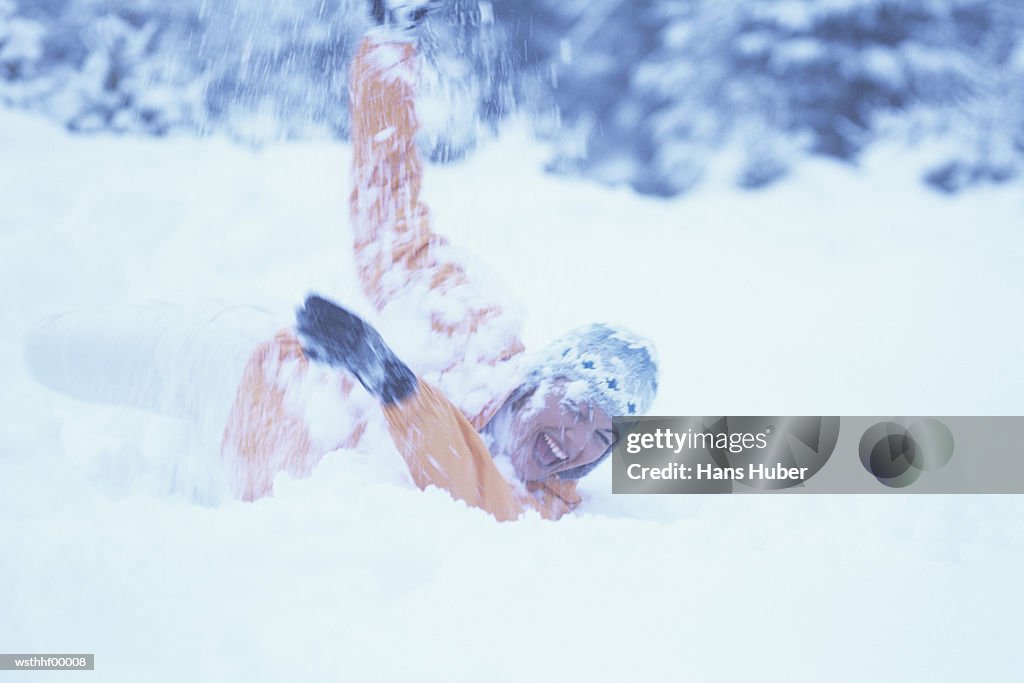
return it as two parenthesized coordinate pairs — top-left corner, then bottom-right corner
(295, 294), (418, 405)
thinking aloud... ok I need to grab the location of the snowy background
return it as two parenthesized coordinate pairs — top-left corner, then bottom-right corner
(3, 1), (1024, 681)
(3, 0), (1024, 194)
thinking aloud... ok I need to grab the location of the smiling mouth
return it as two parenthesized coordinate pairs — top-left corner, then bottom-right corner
(534, 432), (570, 469)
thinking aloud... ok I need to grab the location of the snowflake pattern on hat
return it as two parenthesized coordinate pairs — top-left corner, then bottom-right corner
(518, 323), (659, 479)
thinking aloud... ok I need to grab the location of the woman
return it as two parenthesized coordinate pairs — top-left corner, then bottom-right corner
(26, 2), (658, 521)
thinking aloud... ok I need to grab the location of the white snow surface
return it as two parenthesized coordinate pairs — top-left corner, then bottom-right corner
(2, 108), (1024, 681)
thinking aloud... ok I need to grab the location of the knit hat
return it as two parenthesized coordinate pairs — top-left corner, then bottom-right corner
(518, 323), (659, 479)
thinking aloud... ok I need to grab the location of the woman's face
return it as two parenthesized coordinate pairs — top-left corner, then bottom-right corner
(491, 379), (616, 482)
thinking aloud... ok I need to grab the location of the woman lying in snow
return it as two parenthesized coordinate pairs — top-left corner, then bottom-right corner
(26, 1), (659, 521)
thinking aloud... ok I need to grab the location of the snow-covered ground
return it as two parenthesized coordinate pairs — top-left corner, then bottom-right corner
(2, 108), (1023, 681)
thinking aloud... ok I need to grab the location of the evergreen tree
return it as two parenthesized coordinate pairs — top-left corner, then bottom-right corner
(1, 0), (1021, 193)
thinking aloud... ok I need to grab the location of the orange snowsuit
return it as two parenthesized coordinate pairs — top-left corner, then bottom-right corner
(219, 35), (581, 521)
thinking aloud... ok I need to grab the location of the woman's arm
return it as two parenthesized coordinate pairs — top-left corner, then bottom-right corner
(347, 34), (524, 380)
(295, 295), (578, 521)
